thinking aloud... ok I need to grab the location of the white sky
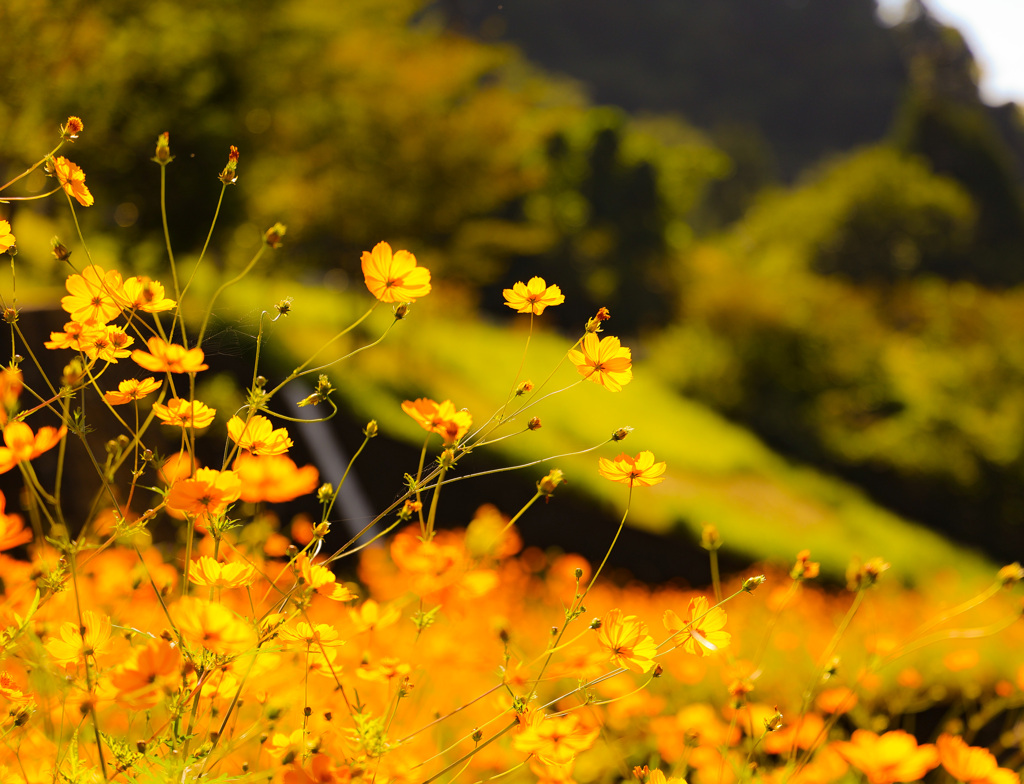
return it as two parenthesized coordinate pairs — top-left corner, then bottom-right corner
(877, 0), (1024, 105)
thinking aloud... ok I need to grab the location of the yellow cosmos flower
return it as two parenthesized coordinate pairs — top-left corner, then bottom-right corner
(664, 595), (731, 657)
(166, 468), (241, 520)
(80, 324), (134, 362)
(44, 609), (112, 667)
(0, 220), (15, 253)
(566, 333), (632, 391)
(188, 555), (256, 588)
(832, 730), (938, 784)
(104, 377), (162, 406)
(227, 414), (293, 455)
(122, 276), (176, 313)
(597, 451), (666, 487)
(595, 608), (659, 673)
(173, 597), (254, 655)
(61, 265), (125, 325)
(277, 621), (345, 647)
(132, 337), (209, 374)
(401, 398), (472, 445)
(52, 156), (94, 207)
(513, 713), (600, 765)
(503, 276), (565, 315)
(152, 398), (216, 429)
(295, 554), (357, 602)
(361, 241), (432, 302)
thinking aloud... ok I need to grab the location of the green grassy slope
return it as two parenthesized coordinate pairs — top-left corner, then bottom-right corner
(224, 277), (997, 587)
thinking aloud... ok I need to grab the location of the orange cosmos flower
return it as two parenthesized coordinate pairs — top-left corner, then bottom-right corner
(0, 220), (14, 253)
(232, 452), (319, 503)
(513, 713), (600, 765)
(122, 276), (176, 313)
(0, 366), (22, 426)
(0, 490), (32, 551)
(132, 336), (209, 373)
(0, 421), (68, 475)
(596, 608), (659, 673)
(503, 276), (565, 315)
(598, 451), (667, 487)
(45, 320), (104, 352)
(173, 596), (254, 655)
(166, 468), (241, 520)
(361, 241), (432, 302)
(227, 414), (293, 455)
(189, 555), (256, 588)
(104, 377), (162, 406)
(664, 595), (731, 656)
(935, 734), (1004, 783)
(401, 398), (472, 445)
(349, 599), (401, 634)
(567, 333), (632, 391)
(153, 398), (216, 429)
(61, 265), (125, 324)
(110, 638), (180, 709)
(832, 730), (939, 784)
(0, 671), (31, 703)
(52, 156), (94, 206)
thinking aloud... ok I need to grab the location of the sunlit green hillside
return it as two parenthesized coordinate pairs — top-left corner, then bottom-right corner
(217, 275), (997, 587)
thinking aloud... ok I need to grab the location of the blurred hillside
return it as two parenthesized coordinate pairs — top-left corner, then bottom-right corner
(5, 0), (1024, 569)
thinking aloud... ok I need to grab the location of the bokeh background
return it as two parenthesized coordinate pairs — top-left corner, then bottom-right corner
(4, 0), (1024, 587)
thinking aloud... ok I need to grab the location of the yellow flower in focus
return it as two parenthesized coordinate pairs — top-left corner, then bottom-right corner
(44, 609), (112, 667)
(61, 265), (125, 325)
(503, 277), (565, 315)
(513, 713), (599, 765)
(189, 555), (256, 588)
(596, 608), (659, 673)
(566, 333), (632, 391)
(361, 241), (432, 303)
(52, 156), (94, 206)
(664, 595), (731, 657)
(104, 377), (162, 406)
(295, 554), (357, 602)
(597, 451), (666, 487)
(227, 414), (293, 455)
(0, 220), (14, 253)
(166, 468), (241, 521)
(153, 398), (216, 429)
(122, 276), (176, 313)
(132, 337), (209, 374)
(832, 730), (938, 784)
(174, 596), (254, 655)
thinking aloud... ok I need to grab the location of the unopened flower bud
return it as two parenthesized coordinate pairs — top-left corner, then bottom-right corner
(399, 499), (422, 520)
(528, 417), (542, 431)
(538, 468), (565, 499)
(998, 562), (1024, 587)
(742, 574), (766, 592)
(51, 237), (72, 261)
(438, 448), (456, 470)
(2, 307), (18, 325)
(516, 380), (534, 396)
(471, 728), (483, 743)
(274, 298), (292, 317)
(612, 426), (633, 441)
(652, 664), (664, 678)
(589, 618), (602, 630)
(364, 420), (379, 438)
(153, 132), (173, 164)
(264, 222), (286, 249)
(764, 709), (783, 732)
(701, 522), (722, 552)
(393, 303), (409, 320)
(574, 567), (583, 580)
(317, 483), (334, 503)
